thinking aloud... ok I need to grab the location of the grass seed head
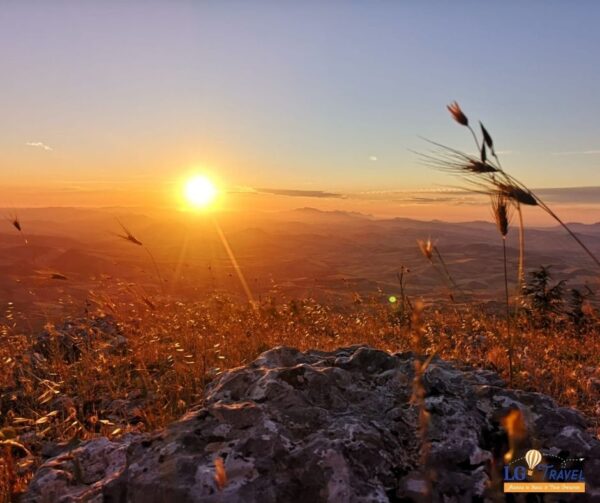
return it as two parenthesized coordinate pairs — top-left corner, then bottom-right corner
(480, 122), (494, 150)
(498, 184), (538, 206)
(468, 160), (498, 174)
(418, 239), (434, 261)
(116, 220), (143, 246)
(447, 101), (469, 127)
(492, 194), (510, 237)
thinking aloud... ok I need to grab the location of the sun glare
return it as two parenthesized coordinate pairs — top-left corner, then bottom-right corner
(184, 175), (218, 208)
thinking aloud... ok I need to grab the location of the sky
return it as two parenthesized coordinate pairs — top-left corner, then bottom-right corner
(1, 1), (600, 220)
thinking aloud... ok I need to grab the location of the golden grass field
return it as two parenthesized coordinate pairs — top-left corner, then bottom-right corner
(1, 289), (598, 500)
(2, 104), (600, 500)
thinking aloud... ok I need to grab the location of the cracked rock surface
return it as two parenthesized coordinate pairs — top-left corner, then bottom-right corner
(24, 345), (599, 502)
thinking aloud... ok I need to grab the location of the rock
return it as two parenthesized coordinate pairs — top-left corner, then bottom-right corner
(588, 377), (600, 395)
(24, 345), (600, 502)
(33, 315), (127, 362)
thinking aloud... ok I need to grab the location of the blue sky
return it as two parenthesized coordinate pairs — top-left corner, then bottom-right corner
(1, 1), (600, 200)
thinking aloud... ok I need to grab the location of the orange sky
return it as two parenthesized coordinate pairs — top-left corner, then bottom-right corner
(1, 179), (599, 226)
(3, 3), (600, 217)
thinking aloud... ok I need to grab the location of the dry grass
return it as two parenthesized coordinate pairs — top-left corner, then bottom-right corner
(1, 102), (598, 500)
(424, 101), (600, 274)
(0, 289), (598, 500)
(491, 194), (513, 384)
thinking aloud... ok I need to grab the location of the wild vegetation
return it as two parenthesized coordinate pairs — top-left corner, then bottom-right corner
(1, 103), (599, 500)
(0, 275), (598, 500)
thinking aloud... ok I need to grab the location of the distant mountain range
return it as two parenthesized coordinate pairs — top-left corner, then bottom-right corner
(0, 206), (598, 326)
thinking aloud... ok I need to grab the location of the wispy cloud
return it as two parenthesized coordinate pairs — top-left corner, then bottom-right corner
(255, 188), (345, 199)
(533, 186), (600, 204)
(226, 186), (345, 199)
(351, 188), (479, 206)
(26, 141), (53, 151)
(231, 185), (600, 207)
(466, 149), (515, 156)
(226, 186), (258, 194)
(551, 150), (600, 156)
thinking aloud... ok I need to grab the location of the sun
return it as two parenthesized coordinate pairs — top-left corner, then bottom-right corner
(184, 175), (218, 208)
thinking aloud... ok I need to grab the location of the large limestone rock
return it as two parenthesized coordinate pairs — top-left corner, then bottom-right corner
(24, 346), (599, 502)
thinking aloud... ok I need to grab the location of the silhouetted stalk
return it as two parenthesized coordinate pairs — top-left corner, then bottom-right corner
(516, 205), (525, 288)
(467, 125), (481, 152)
(498, 169), (600, 271)
(492, 193), (513, 386)
(9, 214), (36, 264)
(485, 151), (526, 293)
(507, 176), (600, 269)
(115, 219), (165, 294)
(433, 246), (464, 299)
(440, 102), (600, 273)
(144, 246), (165, 294)
(539, 200), (600, 269)
(502, 237), (513, 386)
(396, 266), (412, 322)
(418, 239), (460, 304)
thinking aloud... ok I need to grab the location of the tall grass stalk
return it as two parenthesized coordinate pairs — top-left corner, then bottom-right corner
(8, 214), (37, 264)
(487, 141), (525, 292)
(115, 220), (165, 293)
(502, 238), (512, 385)
(433, 245), (463, 297)
(418, 239), (461, 302)
(492, 194), (513, 386)
(516, 204), (525, 292)
(424, 101), (600, 277)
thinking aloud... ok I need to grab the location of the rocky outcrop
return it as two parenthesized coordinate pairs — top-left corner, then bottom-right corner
(24, 346), (599, 502)
(34, 315), (127, 363)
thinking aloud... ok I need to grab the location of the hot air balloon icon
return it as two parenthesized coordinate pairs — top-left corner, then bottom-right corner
(525, 449), (543, 476)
